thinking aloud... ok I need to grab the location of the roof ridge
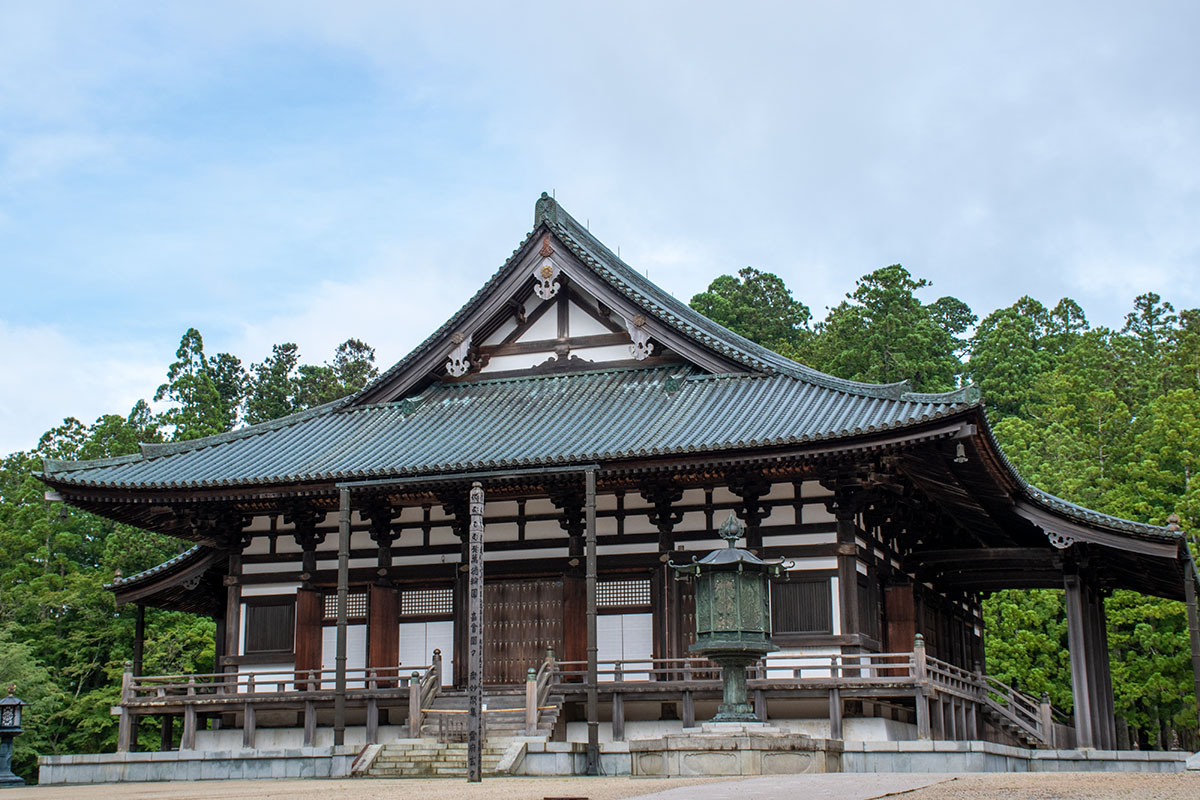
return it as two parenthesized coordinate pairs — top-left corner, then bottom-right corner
(42, 451), (143, 475)
(537, 194), (946, 402)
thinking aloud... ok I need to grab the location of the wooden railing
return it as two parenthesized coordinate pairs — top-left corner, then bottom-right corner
(118, 639), (1071, 750)
(545, 640), (1067, 747)
(117, 653), (442, 752)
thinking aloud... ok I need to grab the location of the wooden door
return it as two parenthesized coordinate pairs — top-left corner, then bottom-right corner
(483, 579), (563, 684)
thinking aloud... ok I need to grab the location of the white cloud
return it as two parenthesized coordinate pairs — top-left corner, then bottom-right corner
(0, 320), (165, 455)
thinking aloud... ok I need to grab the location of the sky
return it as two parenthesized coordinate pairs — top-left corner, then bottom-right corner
(2, 2), (1198, 455)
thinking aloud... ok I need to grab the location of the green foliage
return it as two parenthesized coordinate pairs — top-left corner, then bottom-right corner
(0, 328), (377, 781)
(689, 264), (1200, 746)
(801, 264), (973, 392)
(689, 267), (812, 354)
(245, 339), (380, 424)
(153, 329), (245, 439)
(983, 590), (1071, 710)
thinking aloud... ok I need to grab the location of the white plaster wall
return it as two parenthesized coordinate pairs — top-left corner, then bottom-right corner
(320, 625), (366, 688)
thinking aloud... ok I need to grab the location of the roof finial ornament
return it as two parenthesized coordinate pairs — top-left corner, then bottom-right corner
(1167, 513), (1181, 532)
(719, 512), (744, 548)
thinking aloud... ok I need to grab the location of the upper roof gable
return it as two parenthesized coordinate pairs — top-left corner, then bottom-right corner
(352, 193), (979, 406)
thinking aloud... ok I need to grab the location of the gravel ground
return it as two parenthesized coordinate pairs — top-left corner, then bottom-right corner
(8, 772), (1200, 800)
(901, 771), (1200, 800)
(5, 776), (729, 800)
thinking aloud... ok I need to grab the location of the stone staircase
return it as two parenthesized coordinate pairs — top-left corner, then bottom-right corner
(364, 688), (562, 778)
(367, 739), (513, 778)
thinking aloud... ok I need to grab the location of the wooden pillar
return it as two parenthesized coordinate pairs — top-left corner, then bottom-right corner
(913, 634), (931, 740)
(223, 552), (243, 682)
(1064, 572), (1095, 748)
(366, 697), (379, 745)
(303, 700), (316, 746)
(682, 690), (695, 728)
(1088, 585), (1116, 749)
(1185, 566), (1200, 736)
(884, 582), (915, 676)
(834, 501), (860, 638)
(334, 487), (350, 746)
(130, 605), (145, 750)
(160, 715), (173, 751)
(243, 702), (256, 749)
(585, 468), (600, 776)
(467, 482), (485, 783)
(295, 588), (322, 690)
(829, 687), (843, 740)
(117, 663), (134, 753)
(562, 573), (586, 667)
(369, 584), (399, 685)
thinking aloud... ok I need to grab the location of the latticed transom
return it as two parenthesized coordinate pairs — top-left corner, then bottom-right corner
(323, 591), (367, 621)
(598, 578), (651, 609)
(400, 588), (453, 617)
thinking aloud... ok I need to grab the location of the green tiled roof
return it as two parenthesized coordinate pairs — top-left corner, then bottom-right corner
(41, 365), (973, 490)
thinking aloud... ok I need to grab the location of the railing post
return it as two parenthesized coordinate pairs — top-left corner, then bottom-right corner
(303, 700), (316, 746)
(409, 670), (423, 737)
(243, 702), (256, 749)
(525, 668), (538, 735)
(1039, 691), (1055, 748)
(181, 677), (197, 750)
(117, 661), (134, 753)
(913, 634), (931, 740)
(365, 666), (379, 744)
(613, 663), (625, 741)
(433, 649), (442, 688)
(242, 673), (256, 748)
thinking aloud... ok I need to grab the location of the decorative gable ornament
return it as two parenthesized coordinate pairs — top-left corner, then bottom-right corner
(626, 314), (654, 360)
(532, 236), (561, 300)
(1046, 530), (1077, 550)
(446, 332), (472, 377)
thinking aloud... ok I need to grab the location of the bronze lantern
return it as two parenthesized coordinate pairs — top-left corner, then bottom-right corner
(671, 513), (791, 722)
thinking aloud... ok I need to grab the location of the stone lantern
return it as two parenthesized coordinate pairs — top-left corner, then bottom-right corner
(0, 685), (27, 787)
(671, 513), (791, 722)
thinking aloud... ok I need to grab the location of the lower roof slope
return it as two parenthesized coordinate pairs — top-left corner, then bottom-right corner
(42, 365), (971, 490)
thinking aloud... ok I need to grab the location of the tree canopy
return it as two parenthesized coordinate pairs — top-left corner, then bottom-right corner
(0, 333), (378, 781)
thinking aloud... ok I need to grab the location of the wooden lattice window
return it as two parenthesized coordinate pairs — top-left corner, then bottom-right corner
(771, 579), (833, 634)
(598, 578), (651, 610)
(244, 598), (295, 655)
(400, 588), (453, 617)
(322, 591), (368, 622)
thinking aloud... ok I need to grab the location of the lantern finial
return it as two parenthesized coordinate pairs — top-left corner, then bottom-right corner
(718, 512), (743, 548)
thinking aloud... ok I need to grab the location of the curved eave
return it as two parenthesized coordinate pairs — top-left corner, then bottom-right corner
(965, 409), (1184, 560)
(106, 545), (226, 616)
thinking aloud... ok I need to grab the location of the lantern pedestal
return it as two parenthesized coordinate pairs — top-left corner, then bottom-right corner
(699, 648), (775, 723)
(0, 735), (23, 787)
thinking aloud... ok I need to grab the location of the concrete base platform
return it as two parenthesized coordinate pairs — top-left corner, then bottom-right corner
(38, 739), (1192, 783)
(842, 740), (1189, 772)
(38, 746), (360, 785)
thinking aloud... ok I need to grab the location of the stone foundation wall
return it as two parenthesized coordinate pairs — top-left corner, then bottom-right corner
(38, 746), (360, 785)
(842, 741), (1188, 773)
